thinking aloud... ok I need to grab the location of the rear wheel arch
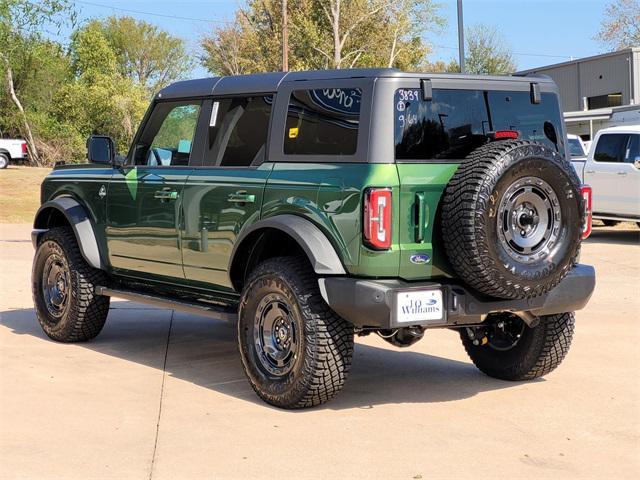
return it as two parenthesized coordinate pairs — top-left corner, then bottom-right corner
(229, 215), (346, 292)
(33, 197), (104, 270)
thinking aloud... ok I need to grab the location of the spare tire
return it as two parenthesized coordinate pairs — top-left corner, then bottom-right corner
(442, 140), (583, 299)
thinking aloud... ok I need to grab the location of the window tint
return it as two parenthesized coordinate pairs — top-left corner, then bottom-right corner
(625, 134), (639, 163)
(394, 89), (564, 160)
(594, 134), (628, 163)
(205, 96), (273, 167)
(133, 101), (201, 166)
(284, 88), (361, 155)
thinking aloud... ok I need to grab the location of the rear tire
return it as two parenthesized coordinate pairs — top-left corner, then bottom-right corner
(238, 257), (354, 409)
(602, 220), (619, 227)
(0, 153), (9, 169)
(460, 312), (575, 380)
(32, 227), (110, 342)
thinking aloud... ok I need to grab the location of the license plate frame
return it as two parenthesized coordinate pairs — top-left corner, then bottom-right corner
(394, 287), (446, 326)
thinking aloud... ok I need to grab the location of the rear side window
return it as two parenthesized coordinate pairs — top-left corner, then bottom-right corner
(284, 88), (361, 155)
(594, 134), (628, 163)
(205, 96), (273, 167)
(394, 89), (564, 160)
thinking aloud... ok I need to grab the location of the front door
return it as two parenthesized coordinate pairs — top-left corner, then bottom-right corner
(586, 133), (640, 217)
(181, 95), (274, 290)
(106, 100), (203, 280)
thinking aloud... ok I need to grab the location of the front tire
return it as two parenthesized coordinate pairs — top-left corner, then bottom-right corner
(601, 220), (619, 227)
(238, 257), (354, 409)
(460, 312), (575, 381)
(32, 227), (110, 342)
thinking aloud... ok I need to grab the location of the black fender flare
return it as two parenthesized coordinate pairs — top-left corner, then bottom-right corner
(32, 197), (104, 270)
(229, 214), (346, 281)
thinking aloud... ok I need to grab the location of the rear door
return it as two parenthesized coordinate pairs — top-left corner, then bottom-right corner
(585, 133), (634, 216)
(106, 100), (202, 279)
(181, 96), (274, 290)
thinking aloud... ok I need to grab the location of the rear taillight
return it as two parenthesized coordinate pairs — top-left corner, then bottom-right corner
(581, 185), (592, 239)
(21, 142), (27, 155)
(363, 188), (392, 250)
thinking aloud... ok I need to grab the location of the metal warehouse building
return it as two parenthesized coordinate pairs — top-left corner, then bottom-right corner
(518, 47), (640, 140)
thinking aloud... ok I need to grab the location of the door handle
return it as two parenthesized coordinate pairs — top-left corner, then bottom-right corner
(227, 191), (256, 203)
(585, 170), (596, 174)
(617, 171), (628, 176)
(154, 189), (179, 201)
(415, 192), (428, 243)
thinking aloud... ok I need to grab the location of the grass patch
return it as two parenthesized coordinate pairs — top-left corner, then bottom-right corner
(0, 166), (50, 223)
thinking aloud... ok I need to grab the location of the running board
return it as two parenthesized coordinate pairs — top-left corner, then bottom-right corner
(95, 286), (238, 322)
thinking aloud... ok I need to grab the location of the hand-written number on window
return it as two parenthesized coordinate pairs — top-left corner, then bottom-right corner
(397, 113), (418, 128)
(398, 89), (420, 102)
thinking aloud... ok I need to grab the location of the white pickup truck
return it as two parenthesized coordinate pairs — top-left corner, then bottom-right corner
(0, 138), (28, 169)
(571, 125), (640, 225)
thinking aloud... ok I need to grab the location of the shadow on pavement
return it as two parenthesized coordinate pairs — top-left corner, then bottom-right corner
(584, 228), (640, 246)
(0, 304), (522, 410)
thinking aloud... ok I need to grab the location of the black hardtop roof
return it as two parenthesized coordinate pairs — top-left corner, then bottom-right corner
(157, 68), (552, 99)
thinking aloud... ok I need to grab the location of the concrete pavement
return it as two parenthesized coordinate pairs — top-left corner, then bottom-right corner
(1, 222), (639, 479)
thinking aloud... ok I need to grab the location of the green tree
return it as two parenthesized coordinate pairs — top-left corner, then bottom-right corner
(201, 0), (443, 75)
(462, 23), (516, 75)
(57, 24), (148, 155)
(87, 16), (191, 92)
(0, 0), (74, 165)
(596, 0), (640, 51)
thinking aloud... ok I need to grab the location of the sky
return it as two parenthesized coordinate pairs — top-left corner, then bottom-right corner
(50, 0), (612, 78)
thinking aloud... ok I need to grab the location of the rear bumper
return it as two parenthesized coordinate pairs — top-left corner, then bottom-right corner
(319, 264), (596, 329)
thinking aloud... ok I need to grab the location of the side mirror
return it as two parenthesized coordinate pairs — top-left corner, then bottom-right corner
(87, 135), (115, 164)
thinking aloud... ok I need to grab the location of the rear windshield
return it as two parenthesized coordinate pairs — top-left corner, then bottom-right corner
(568, 137), (585, 157)
(394, 89), (564, 161)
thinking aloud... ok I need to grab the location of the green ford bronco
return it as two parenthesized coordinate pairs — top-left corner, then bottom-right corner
(31, 69), (595, 408)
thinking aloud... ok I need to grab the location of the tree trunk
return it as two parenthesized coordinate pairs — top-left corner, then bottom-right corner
(2, 54), (42, 167)
(332, 0), (342, 68)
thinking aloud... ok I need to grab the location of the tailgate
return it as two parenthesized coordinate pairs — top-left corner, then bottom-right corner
(396, 163), (458, 280)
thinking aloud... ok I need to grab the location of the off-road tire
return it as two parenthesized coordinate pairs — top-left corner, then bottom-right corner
(0, 153), (9, 169)
(238, 256), (354, 409)
(32, 227), (110, 342)
(602, 220), (619, 227)
(442, 140), (583, 299)
(460, 312), (575, 380)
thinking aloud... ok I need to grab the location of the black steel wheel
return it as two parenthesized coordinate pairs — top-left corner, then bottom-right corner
(238, 256), (354, 409)
(460, 312), (575, 381)
(253, 293), (300, 377)
(41, 252), (72, 320)
(32, 227), (110, 342)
